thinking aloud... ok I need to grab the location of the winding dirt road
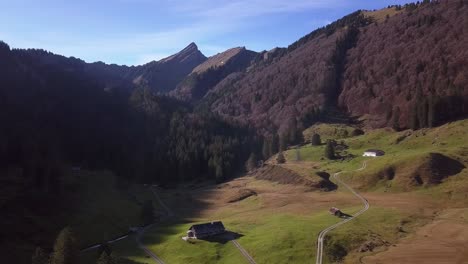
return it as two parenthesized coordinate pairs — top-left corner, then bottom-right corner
(231, 239), (257, 264)
(135, 186), (174, 264)
(136, 223), (166, 264)
(315, 160), (370, 264)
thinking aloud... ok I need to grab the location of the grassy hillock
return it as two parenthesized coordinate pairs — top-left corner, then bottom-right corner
(287, 120), (468, 196)
(302, 123), (359, 142)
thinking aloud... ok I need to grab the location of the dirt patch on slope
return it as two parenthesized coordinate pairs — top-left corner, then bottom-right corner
(357, 232), (391, 253)
(362, 209), (468, 264)
(253, 165), (336, 191)
(398, 153), (465, 187)
(365, 153), (466, 190)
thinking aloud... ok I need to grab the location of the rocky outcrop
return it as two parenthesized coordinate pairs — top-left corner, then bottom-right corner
(126, 42), (207, 93)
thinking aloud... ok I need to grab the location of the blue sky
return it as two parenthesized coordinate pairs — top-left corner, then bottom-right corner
(0, 0), (414, 65)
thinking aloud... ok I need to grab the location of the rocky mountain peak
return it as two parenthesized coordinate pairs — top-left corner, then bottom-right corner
(160, 42), (205, 64)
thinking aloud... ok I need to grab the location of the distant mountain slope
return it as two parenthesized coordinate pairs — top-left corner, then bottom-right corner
(203, 11), (370, 136)
(171, 47), (257, 101)
(200, 1), (468, 137)
(339, 1), (468, 129)
(126, 42), (207, 93)
(7, 42), (208, 94)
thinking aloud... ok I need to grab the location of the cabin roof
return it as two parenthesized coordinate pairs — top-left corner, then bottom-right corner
(189, 221), (225, 235)
(365, 149), (385, 154)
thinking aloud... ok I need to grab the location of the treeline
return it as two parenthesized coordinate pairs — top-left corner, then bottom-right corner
(409, 95), (466, 130)
(325, 25), (361, 107)
(118, 88), (257, 184)
(388, 0), (434, 12)
(339, 0), (468, 129)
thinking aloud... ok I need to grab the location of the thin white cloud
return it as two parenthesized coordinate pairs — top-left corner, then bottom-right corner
(168, 0), (344, 18)
(211, 0), (340, 18)
(3, 0), (349, 65)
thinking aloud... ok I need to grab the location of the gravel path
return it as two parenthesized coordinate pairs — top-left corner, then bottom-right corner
(315, 160), (370, 264)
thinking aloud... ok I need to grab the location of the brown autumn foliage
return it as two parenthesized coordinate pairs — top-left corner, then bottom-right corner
(201, 1), (468, 133)
(207, 29), (345, 135)
(171, 47), (257, 101)
(339, 0), (468, 129)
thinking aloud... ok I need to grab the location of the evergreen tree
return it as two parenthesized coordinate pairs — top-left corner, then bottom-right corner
(262, 137), (271, 160)
(410, 104), (419, 130)
(276, 152), (286, 164)
(324, 140), (335, 160)
(50, 227), (79, 264)
(97, 252), (111, 264)
(271, 134), (279, 155)
(32, 247), (48, 264)
(215, 165), (224, 182)
(428, 96), (436, 128)
(311, 133), (321, 146)
(392, 107), (401, 131)
(97, 242), (112, 259)
(140, 200), (154, 225)
(96, 252), (120, 264)
(279, 134), (287, 152)
(351, 128), (364, 137)
(418, 99), (428, 128)
(245, 152), (257, 171)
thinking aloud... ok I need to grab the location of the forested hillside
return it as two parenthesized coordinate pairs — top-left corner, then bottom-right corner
(200, 0), (468, 138)
(171, 47), (257, 102)
(204, 11), (372, 139)
(339, 0), (468, 129)
(0, 42), (256, 263)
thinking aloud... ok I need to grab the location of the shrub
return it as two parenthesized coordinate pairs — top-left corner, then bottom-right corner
(245, 152), (257, 171)
(277, 152), (286, 164)
(324, 140), (336, 160)
(50, 227), (79, 264)
(311, 133), (321, 146)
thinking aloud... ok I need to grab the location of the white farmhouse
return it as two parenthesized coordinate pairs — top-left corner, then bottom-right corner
(363, 149), (385, 157)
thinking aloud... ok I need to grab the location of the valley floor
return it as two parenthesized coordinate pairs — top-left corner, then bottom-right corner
(92, 120), (468, 264)
(106, 174), (453, 264)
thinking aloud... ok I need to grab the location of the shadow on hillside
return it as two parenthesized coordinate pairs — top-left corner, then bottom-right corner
(199, 231), (244, 244)
(122, 260), (147, 264)
(338, 212), (353, 219)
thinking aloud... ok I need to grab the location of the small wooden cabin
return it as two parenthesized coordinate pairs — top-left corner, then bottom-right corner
(329, 207), (342, 216)
(363, 149), (385, 157)
(186, 221), (226, 239)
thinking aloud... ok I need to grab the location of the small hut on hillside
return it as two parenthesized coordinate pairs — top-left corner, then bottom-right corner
(185, 221), (226, 240)
(363, 149), (385, 157)
(329, 207), (343, 216)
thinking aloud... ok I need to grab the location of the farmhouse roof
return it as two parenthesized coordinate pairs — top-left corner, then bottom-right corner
(189, 221), (225, 235)
(365, 149), (385, 154)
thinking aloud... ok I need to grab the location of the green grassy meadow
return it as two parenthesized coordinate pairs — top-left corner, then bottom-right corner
(288, 120), (468, 193)
(76, 172), (162, 264)
(109, 120), (468, 264)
